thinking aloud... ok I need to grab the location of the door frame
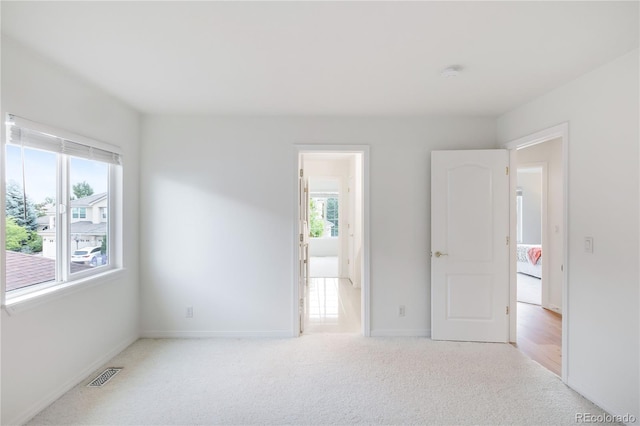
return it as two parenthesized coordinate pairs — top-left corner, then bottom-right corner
(292, 145), (370, 337)
(504, 122), (569, 383)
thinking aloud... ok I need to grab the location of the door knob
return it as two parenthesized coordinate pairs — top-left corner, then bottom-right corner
(434, 251), (448, 258)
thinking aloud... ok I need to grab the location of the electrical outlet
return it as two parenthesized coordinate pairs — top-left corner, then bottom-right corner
(186, 306), (194, 318)
(399, 305), (406, 317)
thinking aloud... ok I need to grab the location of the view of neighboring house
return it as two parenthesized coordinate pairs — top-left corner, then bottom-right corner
(38, 192), (108, 259)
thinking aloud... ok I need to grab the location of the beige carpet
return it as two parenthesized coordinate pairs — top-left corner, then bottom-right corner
(27, 335), (610, 425)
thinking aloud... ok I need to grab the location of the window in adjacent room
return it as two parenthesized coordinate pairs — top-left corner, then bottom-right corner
(309, 193), (339, 238)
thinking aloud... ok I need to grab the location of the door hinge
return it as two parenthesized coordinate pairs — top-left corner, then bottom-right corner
(506, 166), (509, 175)
(506, 236), (509, 245)
(300, 169), (304, 177)
(300, 233), (303, 242)
(506, 306), (510, 315)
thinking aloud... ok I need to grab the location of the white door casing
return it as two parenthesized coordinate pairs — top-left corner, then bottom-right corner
(431, 150), (510, 342)
(347, 173), (356, 284)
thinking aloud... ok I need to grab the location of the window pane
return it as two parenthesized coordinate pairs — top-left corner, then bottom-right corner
(309, 198), (324, 237)
(69, 157), (109, 272)
(326, 197), (339, 237)
(5, 145), (57, 291)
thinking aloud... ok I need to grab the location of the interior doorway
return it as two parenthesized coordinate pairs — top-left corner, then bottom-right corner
(295, 147), (369, 336)
(507, 126), (567, 380)
(516, 165), (544, 306)
(308, 177), (340, 279)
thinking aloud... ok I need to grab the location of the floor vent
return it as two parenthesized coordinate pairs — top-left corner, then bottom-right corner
(87, 368), (122, 387)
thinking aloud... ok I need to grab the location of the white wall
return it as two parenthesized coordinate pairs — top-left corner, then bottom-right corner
(139, 116), (496, 337)
(0, 37), (141, 425)
(308, 238), (338, 257)
(517, 170), (542, 245)
(517, 139), (564, 311)
(497, 49), (639, 420)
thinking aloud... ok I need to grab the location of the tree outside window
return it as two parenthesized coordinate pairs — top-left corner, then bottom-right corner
(309, 194), (338, 238)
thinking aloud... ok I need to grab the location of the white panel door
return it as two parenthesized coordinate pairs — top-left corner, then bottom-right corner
(298, 159), (309, 334)
(431, 150), (509, 342)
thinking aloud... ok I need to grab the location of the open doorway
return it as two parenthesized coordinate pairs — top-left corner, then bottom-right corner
(508, 131), (566, 379)
(308, 177), (340, 278)
(306, 175), (358, 333)
(295, 148), (368, 336)
(516, 165), (544, 306)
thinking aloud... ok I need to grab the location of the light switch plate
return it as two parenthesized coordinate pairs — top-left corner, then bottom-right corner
(584, 237), (593, 253)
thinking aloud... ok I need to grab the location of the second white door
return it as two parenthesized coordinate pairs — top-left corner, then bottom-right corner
(431, 150), (510, 343)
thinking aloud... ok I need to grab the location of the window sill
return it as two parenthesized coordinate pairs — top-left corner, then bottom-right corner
(3, 268), (126, 316)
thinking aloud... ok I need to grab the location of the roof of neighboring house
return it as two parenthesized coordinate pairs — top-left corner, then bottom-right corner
(70, 221), (107, 234)
(70, 192), (107, 207)
(37, 221), (107, 236)
(5, 251), (91, 292)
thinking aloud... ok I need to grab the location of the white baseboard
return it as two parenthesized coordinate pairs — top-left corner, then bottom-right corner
(7, 334), (138, 426)
(140, 330), (292, 338)
(370, 329), (431, 337)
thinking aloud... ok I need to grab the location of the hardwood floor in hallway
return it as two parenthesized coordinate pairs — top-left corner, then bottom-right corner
(514, 302), (562, 376)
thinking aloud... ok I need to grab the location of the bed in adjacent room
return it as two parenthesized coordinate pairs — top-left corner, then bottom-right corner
(517, 244), (542, 279)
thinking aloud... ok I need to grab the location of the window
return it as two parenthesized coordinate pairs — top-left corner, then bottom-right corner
(3, 114), (122, 299)
(72, 207), (87, 219)
(325, 197), (339, 237)
(309, 193), (339, 238)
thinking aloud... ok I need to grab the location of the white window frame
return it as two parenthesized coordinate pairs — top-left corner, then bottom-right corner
(1, 114), (123, 309)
